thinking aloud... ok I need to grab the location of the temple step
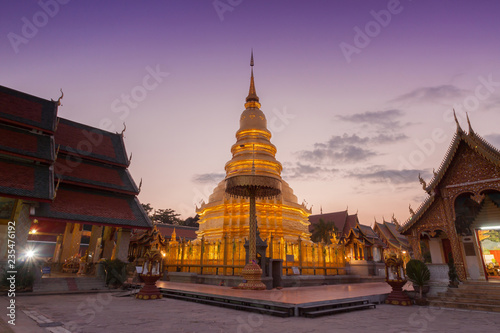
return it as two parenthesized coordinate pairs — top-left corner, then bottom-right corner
(160, 289), (295, 317)
(428, 300), (500, 312)
(428, 281), (500, 312)
(298, 299), (376, 318)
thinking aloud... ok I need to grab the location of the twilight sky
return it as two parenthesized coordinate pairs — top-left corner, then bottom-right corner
(2, 0), (500, 226)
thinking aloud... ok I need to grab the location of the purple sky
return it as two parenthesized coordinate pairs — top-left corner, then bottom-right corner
(2, 0), (500, 225)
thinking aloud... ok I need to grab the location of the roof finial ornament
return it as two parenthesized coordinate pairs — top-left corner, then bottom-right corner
(409, 204), (415, 216)
(245, 50), (261, 109)
(53, 177), (61, 199)
(138, 178), (142, 193)
(433, 168), (437, 178)
(51, 89), (64, 106)
(392, 213), (401, 229)
(418, 173), (427, 191)
(453, 108), (463, 132)
(466, 112), (475, 136)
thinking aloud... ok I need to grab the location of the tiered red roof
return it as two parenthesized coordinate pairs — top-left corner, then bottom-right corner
(0, 84), (150, 229)
(0, 85), (56, 202)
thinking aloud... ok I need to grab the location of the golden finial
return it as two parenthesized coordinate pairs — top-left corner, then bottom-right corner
(53, 177), (61, 199)
(466, 112), (474, 136)
(245, 50), (261, 109)
(138, 178), (142, 193)
(392, 213), (401, 229)
(409, 204), (415, 216)
(330, 231), (338, 245)
(117, 123), (126, 136)
(418, 173), (427, 191)
(171, 228), (177, 242)
(51, 89), (64, 106)
(453, 108), (463, 132)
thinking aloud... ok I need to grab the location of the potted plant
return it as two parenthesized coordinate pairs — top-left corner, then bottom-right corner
(405, 259), (431, 304)
(447, 252), (459, 288)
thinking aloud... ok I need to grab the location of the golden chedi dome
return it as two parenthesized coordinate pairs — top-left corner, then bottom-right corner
(196, 53), (311, 242)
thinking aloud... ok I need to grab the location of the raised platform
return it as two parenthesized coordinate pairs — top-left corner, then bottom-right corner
(157, 281), (390, 317)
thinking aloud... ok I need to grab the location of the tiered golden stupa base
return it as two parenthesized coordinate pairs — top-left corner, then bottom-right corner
(236, 262), (266, 290)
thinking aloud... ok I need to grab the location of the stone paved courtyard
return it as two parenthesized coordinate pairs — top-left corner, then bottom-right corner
(2, 292), (499, 333)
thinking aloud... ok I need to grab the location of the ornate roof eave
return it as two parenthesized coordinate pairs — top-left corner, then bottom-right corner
(424, 130), (463, 193)
(424, 116), (500, 194)
(400, 194), (436, 234)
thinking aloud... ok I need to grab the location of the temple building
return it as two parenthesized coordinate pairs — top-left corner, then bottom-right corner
(196, 55), (312, 243)
(401, 114), (500, 282)
(0, 85), (151, 273)
(373, 218), (410, 261)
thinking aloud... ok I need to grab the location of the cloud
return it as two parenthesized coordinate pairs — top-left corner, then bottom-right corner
(391, 85), (468, 105)
(336, 109), (407, 130)
(296, 132), (407, 165)
(349, 168), (430, 185)
(372, 133), (408, 144)
(282, 162), (337, 180)
(192, 173), (225, 184)
(298, 134), (376, 164)
(484, 134), (500, 148)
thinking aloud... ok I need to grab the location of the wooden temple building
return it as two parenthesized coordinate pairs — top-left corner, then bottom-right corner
(309, 210), (409, 276)
(0, 85), (151, 273)
(401, 114), (500, 282)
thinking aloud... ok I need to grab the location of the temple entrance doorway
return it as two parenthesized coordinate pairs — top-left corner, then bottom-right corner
(457, 191), (500, 281)
(477, 229), (500, 281)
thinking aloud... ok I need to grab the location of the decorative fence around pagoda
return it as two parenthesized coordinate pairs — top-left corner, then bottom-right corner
(159, 235), (346, 276)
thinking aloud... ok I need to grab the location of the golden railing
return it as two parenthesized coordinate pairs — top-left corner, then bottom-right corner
(135, 235), (347, 276)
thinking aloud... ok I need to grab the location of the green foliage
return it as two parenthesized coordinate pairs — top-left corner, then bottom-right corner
(1, 261), (35, 291)
(141, 203), (154, 217)
(311, 219), (338, 244)
(142, 203), (199, 226)
(182, 215), (200, 227)
(406, 259), (430, 287)
(103, 259), (127, 287)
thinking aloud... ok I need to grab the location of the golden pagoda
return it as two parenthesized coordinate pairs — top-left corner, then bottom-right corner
(196, 53), (312, 242)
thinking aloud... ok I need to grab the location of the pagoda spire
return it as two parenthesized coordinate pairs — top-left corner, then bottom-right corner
(245, 50), (261, 109)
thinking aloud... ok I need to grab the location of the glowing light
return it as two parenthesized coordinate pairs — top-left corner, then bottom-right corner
(30, 229), (37, 234)
(479, 226), (500, 230)
(26, 249), (36, 259)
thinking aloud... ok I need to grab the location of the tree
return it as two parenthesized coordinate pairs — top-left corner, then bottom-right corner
(152, 208), (182, 225)
(182, 215), (200, 227)
(141, 203), (154, 217)
(311, 219), (338, 244)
